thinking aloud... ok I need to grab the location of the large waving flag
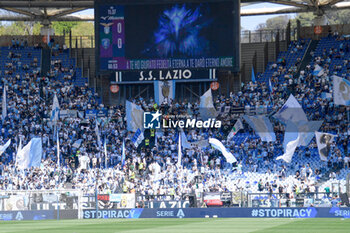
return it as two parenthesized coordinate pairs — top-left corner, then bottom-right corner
(199, 89), (217, 120)
(132, 128), (144, 148)
(50, 93), (60, 123)
(154, 80), (175, 105)
(209, 138), (237, 163)
(333, 75), (350, 106)
(273, 94), (307, 124)
(126, 100), (144, 132)
(315, 132), (336, 161)
(243, 115), (276, 142)
(2, 86), (6, 123)
(16, 138), (42, 169)
(297, 120), (323, 146)
(180, 130), (191, 149)
(276, 122), (300, 163)
(227, 119), (243, 141)
(0, 139), (11, 155)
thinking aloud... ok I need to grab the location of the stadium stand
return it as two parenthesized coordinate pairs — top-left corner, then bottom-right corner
(0, 32), (348, 211)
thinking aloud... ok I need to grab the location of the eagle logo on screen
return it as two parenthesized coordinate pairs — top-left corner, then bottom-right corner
(102, 38), (110, 49)
(147, 4), (211, 58)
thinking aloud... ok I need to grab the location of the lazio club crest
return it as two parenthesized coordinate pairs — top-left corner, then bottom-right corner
(101, 38), (110, 49)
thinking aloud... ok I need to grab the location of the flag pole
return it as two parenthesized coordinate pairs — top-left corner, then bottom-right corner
(57, 130), (60, 168)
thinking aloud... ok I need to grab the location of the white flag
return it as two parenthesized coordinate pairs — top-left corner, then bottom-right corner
(57, 132), (60, 167)
(199, 89), (217, 120)
(180, 130), (191, 149)
(126, 101), (144, 132)
(315, 132), (336, 161)
(274, 94), (307, 124)
(227, 119), (243, 141)
(276, 122), (300, 163)
(95, 121), (101, 148)
(16, 138), (42, 169)
(50, 93), (60, 123)
(104, 138), (108, 168)
(0, 139), (11, 155)
(2, 86), (6, 123)
(297, 120), (323, 146)
(333, 75), (350, 106)
(177, 132), (182, 168)
(16, 136), (22, 159)
(243, 115), (276, 142)
(209, 138), (237, 163)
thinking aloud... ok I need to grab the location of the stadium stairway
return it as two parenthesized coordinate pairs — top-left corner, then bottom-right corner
(41, 48), (51, 76)
(296, 39), (319, 77)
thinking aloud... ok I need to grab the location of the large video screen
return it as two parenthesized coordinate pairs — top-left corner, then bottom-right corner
(95, 0), (240, 73)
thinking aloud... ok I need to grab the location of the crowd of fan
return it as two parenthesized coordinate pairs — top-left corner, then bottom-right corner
(0, 37), (348, 207)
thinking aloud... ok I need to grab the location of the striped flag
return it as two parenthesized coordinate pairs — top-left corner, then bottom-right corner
(227, 119), (243, 141)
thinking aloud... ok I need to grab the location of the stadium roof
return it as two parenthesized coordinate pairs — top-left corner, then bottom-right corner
(0, 0), (350, 21)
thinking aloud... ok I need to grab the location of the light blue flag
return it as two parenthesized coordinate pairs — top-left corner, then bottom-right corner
(273, 94), (308, 125)
(199, 89), (217, 121)
(121, 139), (126, 166)
(243, 115), (276, 142)
(313, 65), (324, 77)
(276, 121), (300, 163)
(72, 139), (82, 148)
(251, 67), (256, 83)
(180, 130), (191, 149)
(126, 100), (144, 132)
(177, 132), (182, 168)
(321, 92), (332, 100)
(50, 93), (60, 123)
(333, 75), (350, 106)
(154, 80), (175, 105)
(269, 78), (273, 93)
(95, 121), (101, 148)
(16, 138), (42, 169)
(0, 139), (11, 155)
(132, 128), (144, 147)
(296, 120), (323, 146)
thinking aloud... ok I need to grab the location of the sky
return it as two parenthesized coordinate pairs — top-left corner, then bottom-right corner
(241, 3), (296, 30)
(75, 2), (297, 31)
